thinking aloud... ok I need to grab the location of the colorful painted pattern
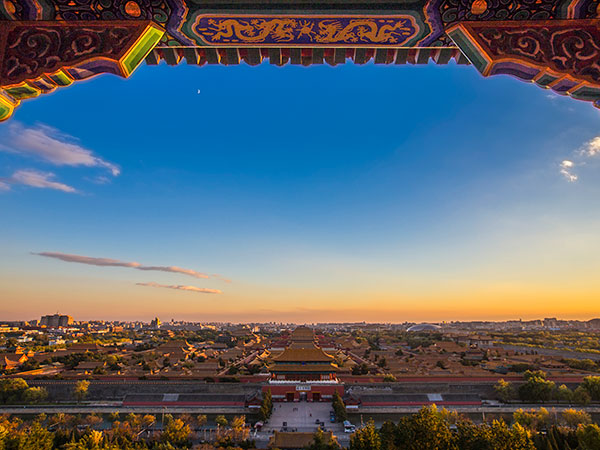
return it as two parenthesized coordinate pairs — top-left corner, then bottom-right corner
(0, 21), (163, 121)
(448, 20), (600, 105)
(192, 16), (419, 47)
(2, 0), (600, 118)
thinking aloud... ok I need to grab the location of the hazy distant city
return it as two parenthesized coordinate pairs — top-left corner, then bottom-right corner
(1, 316), (600, 448)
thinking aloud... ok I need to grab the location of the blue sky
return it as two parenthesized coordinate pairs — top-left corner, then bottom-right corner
(1, 60), (600, 322)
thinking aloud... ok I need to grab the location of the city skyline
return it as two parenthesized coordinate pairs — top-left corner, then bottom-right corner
(2, 62), (600, 323)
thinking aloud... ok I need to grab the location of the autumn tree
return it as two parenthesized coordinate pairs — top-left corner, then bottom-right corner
(350, 420), (381, 450)
(574, 385), (592, 405)
(394, 405), (457, 450)
(161, 416), (192, 447)
(561, 408), (592, 428)
(494, 379), (515, 403)
(74, 380), (90, 402)
(556, 384), (573, 403)
(576, 423), (600, 450)
(581, 376), (600, 401)
(22, 386), (48, 404)
(0, 378), (28, 403)
(17, 421), (53, 450)
(215, 415), (228, 428)
(307, 429), (341, 450)
(518, 371), (555, 403)
(512, 408), (551, 431)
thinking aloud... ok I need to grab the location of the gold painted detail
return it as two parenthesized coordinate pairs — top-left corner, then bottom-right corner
(194, 16), (419, 46)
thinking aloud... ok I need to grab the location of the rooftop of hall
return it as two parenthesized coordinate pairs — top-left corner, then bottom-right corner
(289, 326), (316, 341)
(272, 346), (335, 363)
(268, 363), (338, 373)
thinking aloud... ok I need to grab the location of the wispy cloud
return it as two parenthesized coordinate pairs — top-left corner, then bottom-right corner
(34, 251), (215, 280)
(580, 136), (600, 157)
(559, 136), (600, 182)
(1, 170), (77, 193)
(136, 282), (222, 294)
(0, 122), (119, 176)
(212, 274), (232, 284)
(559, 160), (578, 183)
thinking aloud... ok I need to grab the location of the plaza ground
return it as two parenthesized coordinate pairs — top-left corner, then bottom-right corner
(253, 401), (350, 448)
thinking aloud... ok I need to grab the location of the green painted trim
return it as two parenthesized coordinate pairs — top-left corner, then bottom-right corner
(121, 26), (165, 76)
(571, 85), (600, 101)
(5, 84), (39, 100)
(447, 28), (489, 75)
(0, 95), (14, 121)
(48, 71), (73, 86)
(535, 73), (559, 87)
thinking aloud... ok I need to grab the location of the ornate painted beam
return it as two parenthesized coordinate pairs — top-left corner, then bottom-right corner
(0, 20), (163, 120)
(448, 19), (600, 106)
(2, 0), (600, 121)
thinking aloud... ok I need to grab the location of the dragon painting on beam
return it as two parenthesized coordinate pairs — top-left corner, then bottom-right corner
(1, 0), (600, 120)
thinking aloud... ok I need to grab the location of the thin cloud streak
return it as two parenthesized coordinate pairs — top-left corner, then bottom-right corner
(1, 170), (78, 193)
(34, 252), (216, 280)
(559, 160), (578, 182)
(0, 122), (120, 176)
(136, 282), (222, 294)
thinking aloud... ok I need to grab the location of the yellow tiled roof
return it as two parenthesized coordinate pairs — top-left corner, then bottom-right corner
(273, 346), (334, 362)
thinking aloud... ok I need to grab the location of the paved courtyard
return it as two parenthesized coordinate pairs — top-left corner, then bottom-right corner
(253, 402), (350, 448)
(267, 402), (340, 431)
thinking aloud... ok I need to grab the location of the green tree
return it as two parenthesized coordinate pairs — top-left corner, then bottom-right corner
(581, 376), (600, 401)
(456, 420), (497, 450)
(17, 421), (53, 450)
(332, 391), (348, 422)
(0, 378), (28, 403)
(576, 424), (600, 450)
(259, 389), (273, 422)
(215, 415), (228, 428)
(196, 414), (207, 428)
(74, 380), (90, 402)
(494, 379), (514, 402)
(349, 420), (381, 450)
(556, 384), (573, 403)
(22, 386), (48, 404)
(518, 372), (555, 403)
(306, 429), (341, 450)
(574, 385), (592, 405)
(378, 421), (398, 450)
(489, 421), (535, 450)
(395, 405), (457, 450)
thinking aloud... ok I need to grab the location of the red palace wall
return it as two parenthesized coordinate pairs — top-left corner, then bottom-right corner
(263, 384), (344, 402)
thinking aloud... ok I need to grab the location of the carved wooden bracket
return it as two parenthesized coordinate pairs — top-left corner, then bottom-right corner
(448, 20), (600, 105)
(0, 20), (163, 121)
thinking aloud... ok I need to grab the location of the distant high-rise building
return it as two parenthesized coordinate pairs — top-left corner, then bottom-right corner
(40, 314), (73, 328)
(150, 317), (161, 329)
